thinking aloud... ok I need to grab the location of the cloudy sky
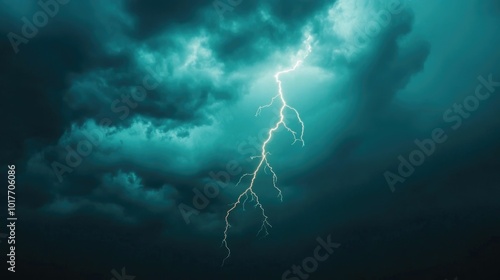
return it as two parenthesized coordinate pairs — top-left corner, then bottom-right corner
(1, 0), (500, 279)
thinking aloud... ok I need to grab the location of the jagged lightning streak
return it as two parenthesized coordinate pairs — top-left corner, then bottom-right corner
(221, 35), (312, 266)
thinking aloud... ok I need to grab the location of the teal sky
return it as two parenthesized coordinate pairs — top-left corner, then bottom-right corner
(2, 0), (500, 278)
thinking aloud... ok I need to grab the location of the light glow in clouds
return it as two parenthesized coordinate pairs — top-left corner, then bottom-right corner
(221, 35), (313, 266)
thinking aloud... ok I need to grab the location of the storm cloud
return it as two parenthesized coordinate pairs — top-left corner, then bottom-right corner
(2, 0), (500, 279)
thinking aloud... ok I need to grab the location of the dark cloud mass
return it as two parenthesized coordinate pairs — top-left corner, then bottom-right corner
(1, 0), (500, 279)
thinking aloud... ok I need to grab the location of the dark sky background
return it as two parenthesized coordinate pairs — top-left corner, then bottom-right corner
(1, 0), (500, 279)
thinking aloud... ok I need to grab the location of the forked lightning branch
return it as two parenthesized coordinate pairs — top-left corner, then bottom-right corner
(221, 35), (313, 266)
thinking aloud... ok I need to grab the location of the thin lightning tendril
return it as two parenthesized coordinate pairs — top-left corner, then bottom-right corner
(221, 35), (312, 266)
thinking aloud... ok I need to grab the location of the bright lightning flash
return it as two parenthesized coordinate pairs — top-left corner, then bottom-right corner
(221, 35), (313, 266)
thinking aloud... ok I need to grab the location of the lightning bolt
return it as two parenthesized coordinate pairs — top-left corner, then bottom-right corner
(221, 35), (312, 266)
